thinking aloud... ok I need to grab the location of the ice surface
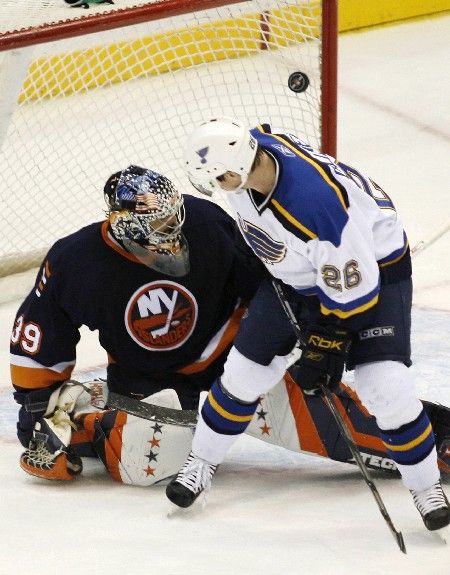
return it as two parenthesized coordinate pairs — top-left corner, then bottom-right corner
(0, 14), (449, 575)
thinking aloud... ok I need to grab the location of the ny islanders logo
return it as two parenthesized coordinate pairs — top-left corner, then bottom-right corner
(125, 281), (198, 351)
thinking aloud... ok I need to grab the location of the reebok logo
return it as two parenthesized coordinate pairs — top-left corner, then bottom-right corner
(359, 326), (394, 340)
(308, 335), (343, 350)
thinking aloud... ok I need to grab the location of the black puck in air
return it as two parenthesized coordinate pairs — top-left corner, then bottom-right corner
(288, 72), (310, 93)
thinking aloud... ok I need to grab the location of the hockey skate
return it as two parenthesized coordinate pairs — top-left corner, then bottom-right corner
(166, 451), (218, 508)
(411, 481), (450, 531)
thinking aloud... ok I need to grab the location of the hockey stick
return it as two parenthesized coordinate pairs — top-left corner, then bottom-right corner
(411, 222), (450, 258)
(270, 280), (407, 554)
(107, 391), (197, 427)
(67, 379), (198, 427)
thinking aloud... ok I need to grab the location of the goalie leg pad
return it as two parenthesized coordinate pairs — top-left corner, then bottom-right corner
(423, 401), (450, 474)
(78, 389), (193, 486)
(244, 373), (450, 476)
(246, 376), (400, 473)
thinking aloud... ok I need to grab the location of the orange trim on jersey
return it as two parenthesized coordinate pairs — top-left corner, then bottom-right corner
(284, 373), (328, 457)
(10, 364), (74, 389)
(104, 410), (128, 483)
(100, 220), (141, 264)
(45, 259), (52, 277)
(176, 306), (246, 375)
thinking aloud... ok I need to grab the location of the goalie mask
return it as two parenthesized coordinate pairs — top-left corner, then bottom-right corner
(104, 165), (189, 277)
(183, 117), (258, 196)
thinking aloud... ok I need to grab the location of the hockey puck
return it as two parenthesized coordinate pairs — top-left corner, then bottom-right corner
(288, 72), (310, 93)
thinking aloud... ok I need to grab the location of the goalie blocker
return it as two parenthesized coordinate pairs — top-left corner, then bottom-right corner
(31, 375), (449, 486)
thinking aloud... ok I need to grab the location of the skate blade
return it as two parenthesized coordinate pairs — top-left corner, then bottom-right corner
(430, 525), (448, 545)
(166, 492), (209, 519)
(407, 525), (448, 547)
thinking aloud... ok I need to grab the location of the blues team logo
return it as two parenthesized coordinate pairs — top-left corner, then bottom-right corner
(272, 143), (295, 157)
(196, 147), (209, 164)
(125, 281), (198, 351)
(238, 215), (286, 264)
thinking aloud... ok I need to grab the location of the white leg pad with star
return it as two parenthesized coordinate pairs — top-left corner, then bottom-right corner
(97, 389), (193, 486)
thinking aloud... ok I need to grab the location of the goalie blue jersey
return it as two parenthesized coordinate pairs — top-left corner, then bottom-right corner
(10, 195), (264, 393)
(228, 124), (411, 321)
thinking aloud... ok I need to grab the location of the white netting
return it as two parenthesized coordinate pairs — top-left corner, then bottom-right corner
(0, 1), (150, 34)
(0, 0), (331, 275)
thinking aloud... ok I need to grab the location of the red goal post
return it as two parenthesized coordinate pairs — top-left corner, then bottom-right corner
(0, 0), (337, 276)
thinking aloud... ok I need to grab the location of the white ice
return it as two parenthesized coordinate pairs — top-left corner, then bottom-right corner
(0, 14), (449, 575)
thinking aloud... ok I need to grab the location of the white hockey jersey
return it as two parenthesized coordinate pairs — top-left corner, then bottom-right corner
(227, 124), (409, 320)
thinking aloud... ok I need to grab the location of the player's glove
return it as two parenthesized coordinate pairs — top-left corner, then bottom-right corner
(289, 324), (353, 395)
(20, 410), (82, 481)
(19, 382), (85, 481)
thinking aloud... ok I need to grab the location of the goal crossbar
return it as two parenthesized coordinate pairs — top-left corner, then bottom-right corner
(0, 1), (247, 51)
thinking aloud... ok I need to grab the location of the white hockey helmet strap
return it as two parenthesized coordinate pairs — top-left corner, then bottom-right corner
(184, 117), (258, 194)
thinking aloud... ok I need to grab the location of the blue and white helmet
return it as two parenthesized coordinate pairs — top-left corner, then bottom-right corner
(104, 165), (185, 247)
(183, 117), (258, 195)
(104, 166), (189, 276)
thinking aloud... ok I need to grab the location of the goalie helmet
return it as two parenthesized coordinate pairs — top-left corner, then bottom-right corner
(183, 117), (258, 195)
(104, 165), (189, 276)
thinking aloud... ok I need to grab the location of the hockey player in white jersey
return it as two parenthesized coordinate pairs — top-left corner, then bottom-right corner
(167, 117), (449, 532)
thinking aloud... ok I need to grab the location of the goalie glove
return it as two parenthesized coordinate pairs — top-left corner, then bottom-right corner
(20, 383), (85, 481)
(20, 411), (82, 481)
(289, 324), (353, 395)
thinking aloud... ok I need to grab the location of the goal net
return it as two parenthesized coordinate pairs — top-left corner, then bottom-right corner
(0, 0), (337, 276)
